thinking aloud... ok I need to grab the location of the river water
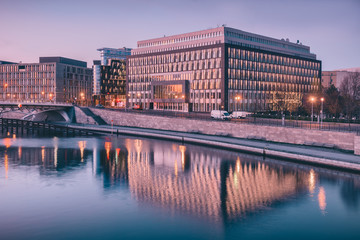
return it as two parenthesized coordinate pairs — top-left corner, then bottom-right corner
(0, 134), (360, 240)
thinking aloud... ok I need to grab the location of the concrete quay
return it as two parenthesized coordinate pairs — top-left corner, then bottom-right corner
(83, 108), (359, 152)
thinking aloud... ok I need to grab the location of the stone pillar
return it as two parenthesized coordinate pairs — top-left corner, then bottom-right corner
(354, 135), (360, 155)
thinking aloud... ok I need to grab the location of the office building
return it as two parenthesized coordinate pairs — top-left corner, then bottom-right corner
(322, 67), (360, 89)
(93, 47), (131, 107)
(127, 26), (321, 112)
(0, 57), (93, 105)
(99, 59), (127, 107)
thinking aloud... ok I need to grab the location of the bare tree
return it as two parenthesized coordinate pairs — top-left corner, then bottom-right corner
(339, 72), (360, 119)
(270, 91), (302, 115)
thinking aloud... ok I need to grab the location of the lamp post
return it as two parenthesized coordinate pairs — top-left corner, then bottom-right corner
(137, 92), (141, 108)
(311, 97), (315, 123)
(235, 96), (241, 111)
(80, 92), (84, 106)
(3, 83), (8, 101)
(320, 97), (324, 129)
(41, 91), (45, 103)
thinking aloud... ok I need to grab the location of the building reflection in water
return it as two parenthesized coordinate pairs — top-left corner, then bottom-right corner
(92, 139), (129, 189)
(0, 139), (90, 175)
(122, 138), (312, 223)
(2, 136), (360, 223)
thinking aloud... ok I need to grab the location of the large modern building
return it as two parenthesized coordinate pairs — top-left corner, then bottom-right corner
(0, 57), (93, 105)
(127, 26), (321, 112)
(93, 48), (131, 107)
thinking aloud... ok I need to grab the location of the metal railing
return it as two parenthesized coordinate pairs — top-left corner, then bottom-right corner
(99, 108), (360, 134)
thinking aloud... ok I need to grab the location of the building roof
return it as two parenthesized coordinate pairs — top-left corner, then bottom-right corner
(133, 26), (316, 59)
(39, 57), (87, 68)
(0, 60), (17, 65)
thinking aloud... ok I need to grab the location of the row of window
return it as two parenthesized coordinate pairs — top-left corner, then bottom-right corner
(0, 72), (55, 79)
(0, 64), (54, 72)
(225, 31), (309, 54)
(134, 41), (222, 55)
(229, 60), (318, 76)
(228, 80), (317, 92)
(228, 71), (319, 84)
(228, 48), (319, 69)
(129, 58), (222, 77)
(129, 47), (222, 66)
(1, 79), (55, 86)
(138, 31), (223, 48)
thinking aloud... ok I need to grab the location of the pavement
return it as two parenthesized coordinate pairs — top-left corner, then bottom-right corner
(63, 122), (360, 171)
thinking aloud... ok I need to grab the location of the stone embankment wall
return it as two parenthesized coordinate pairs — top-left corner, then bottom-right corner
(88, 109), (356, 152)
(0, 111), (27, 119)
(74, 107), (97, 125)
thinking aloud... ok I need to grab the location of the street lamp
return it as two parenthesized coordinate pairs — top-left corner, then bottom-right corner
(320, 97), (324, 128)
(235, 95), (241, 111)
(137, 92), (141, 108)
(310, 97), (315, 122)
(3, 83), (8, 101)
(49, 93), (53, 103)
(41, 91), (45, 103)
(80, 92), (84, 106)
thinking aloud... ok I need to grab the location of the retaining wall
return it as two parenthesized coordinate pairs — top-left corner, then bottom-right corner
(88, 109), (357, 152)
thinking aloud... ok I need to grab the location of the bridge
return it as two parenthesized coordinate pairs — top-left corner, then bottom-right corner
(0, 102), (75, 122)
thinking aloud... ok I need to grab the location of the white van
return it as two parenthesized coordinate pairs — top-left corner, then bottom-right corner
(231, 111), (250, 119)
(211, 110), (231, 120)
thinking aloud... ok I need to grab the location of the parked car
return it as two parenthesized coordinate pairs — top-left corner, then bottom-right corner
(211, 110), (231, 120)
(132, 104), (143, 110)
(95, 104), (105, 109)
(231, 111), (251, 119)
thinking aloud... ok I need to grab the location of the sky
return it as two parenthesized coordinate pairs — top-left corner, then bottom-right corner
(0, 0), (359, 70)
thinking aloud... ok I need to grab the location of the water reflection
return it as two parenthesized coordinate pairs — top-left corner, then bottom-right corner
(0, 140), (90, 175)
(98, 138), (313, 223)
(1, 136), (360, 225)
(318, 187), (327, 214)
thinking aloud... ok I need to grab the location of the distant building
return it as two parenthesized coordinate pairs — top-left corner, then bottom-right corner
(93, 48), (131, 107)
(322, 67), (360, 89)
(97, 47), (132, 65)
(127, 26), (321, 112)
(0, 57), (93, 105)
(0, 60), (16, 65)
(100, 59), (127, 107)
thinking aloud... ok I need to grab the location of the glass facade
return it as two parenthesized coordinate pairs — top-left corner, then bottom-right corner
(227, 46), (321, 112)
(98, 59), (127, 108)
(128, 27), (321, 112)
(128, 46), (223, 112)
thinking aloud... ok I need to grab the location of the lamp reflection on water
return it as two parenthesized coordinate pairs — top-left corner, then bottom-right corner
(308, 169), (316, 196)
(41, 146), (45, 163)
(18, 147), (22, 159)
(78, 141), (86, 162)
(179, 145), (186, 171)
(4, 153), (8, 179)
(105, 142), (112, 160)
(318, 186), (327, 214)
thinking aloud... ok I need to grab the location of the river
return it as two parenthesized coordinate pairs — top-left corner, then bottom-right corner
(1, 134), (360, 239)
